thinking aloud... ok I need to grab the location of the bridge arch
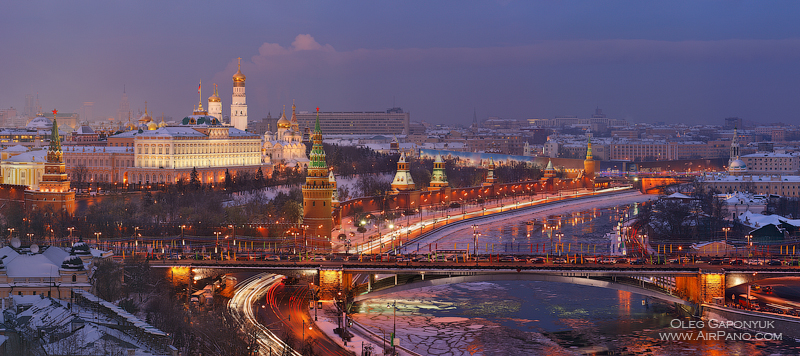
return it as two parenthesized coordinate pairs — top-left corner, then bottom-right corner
(353, 273), (693, 307)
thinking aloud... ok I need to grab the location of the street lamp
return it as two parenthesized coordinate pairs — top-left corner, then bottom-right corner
(722, 227), (730, 257)
(67, 227), (74, 242)
(471, 224), (480, 259)
(214, 231), (221, 257)
(94, 232), (101, 245)
(387, 300), (397, 354)
(388, 224), (395, 254)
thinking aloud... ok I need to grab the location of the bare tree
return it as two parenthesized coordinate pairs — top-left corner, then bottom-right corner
(72, 163), (89, 192)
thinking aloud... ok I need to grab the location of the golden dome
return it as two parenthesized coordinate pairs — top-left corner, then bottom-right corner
(232, 58), (246, 82)
(277, 107), (291, 129)
(147, 122), (158, 130)
(208, 83), (221, 102)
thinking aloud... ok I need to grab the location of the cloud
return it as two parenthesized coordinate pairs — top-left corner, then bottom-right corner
(242, 35), (800, 76)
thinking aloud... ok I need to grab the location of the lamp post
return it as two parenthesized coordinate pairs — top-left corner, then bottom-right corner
(722, 227), (730, 257)
(214, 231), (221, 257)
(94, 232), (101, 245)
(360, 220), (367, 250)
(67, 227), (74, 243)
(471, 224), (480, 259)
(387, 300), (397, 354)
(388, 224), (395, 254)
(556, 232), (563, 256)
(746, 234), (753, 257)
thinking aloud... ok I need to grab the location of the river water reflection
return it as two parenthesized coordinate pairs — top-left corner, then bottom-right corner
(354, 198), (800, 355)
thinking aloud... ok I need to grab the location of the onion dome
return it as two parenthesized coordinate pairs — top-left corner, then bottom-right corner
(208, 86), (221, 103)
(277, 107), (291, 129)
(61, 254), (85, 271)
(232, 58), (246, 83)
(71, 238), (92, 256)
(147, 121), (158, 130)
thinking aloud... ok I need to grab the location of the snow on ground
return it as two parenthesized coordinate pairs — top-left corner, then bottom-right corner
(313, 301), (388, 355)
(222, 173), (394, 207)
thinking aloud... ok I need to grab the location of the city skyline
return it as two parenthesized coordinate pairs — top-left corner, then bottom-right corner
(3, 1), (800, 126)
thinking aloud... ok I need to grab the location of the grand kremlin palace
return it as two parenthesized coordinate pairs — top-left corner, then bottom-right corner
(64, 122), (264, 185)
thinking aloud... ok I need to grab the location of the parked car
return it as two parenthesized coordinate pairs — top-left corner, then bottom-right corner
(630, 258), (646, 265)
(599, 257), (616, 264)
(553, 258), (568, 264)
(709, 259), (724, 265)
(768, 259), (783, 266)
(264, 255), (280, 261)
(499, 256), (518, 262)
(527, 257), (545, 264)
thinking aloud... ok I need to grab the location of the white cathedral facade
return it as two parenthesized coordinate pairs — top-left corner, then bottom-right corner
(262, 102), (309, 168)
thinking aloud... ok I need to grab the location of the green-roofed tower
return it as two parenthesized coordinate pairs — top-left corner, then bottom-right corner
(302, 108), (334, 246)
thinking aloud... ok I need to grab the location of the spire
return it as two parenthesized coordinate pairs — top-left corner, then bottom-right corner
(314, 107), (321, 132)
(50, 109), (61, 152)
(586, 136), (593, 160)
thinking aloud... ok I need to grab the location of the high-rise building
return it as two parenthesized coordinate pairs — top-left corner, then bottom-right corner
(24, 94), (34, 118)
(724, 117), (743, 130)
(80, 102), (94, 123)
(117, 88), (130, 123)
(294, 108), (410, 136)
(230, 58), (248, 131)
(302, 110), (334, 244)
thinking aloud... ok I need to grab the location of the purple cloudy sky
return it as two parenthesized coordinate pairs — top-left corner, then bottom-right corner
(3, 1), (800, 126)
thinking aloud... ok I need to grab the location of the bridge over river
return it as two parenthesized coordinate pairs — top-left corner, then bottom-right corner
(152, 259), (800, 312)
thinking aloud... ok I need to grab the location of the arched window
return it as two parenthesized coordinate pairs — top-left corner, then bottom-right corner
(72, 275), (76, 282)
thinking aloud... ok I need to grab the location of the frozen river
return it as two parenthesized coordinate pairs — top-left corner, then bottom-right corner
(352, 195), (800, 355)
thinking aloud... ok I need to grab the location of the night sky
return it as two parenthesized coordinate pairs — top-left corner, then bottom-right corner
(3, 1), (800, 126)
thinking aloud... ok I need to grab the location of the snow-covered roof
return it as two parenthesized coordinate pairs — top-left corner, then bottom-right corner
(738, 211), (800, 229)
(702, 174), (800, 182)
(3, 144), (28, 152)
(4, 149), (46, 163)
(718, 192), (767, 206)
(665, 192), (692, 200)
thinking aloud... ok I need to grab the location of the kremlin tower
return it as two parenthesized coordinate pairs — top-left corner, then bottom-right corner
(231, 58), (248, 131)
(483, 157), (497, 186)
(391, 152), (415, 191)
(583, 136), (595, 182)
(26, 110), (75, 213)
(302, 109), (334, 246)
(428, 155), (449, 189)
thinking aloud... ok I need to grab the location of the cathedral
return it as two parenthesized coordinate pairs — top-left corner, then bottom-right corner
(262, 101), (309, 168)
